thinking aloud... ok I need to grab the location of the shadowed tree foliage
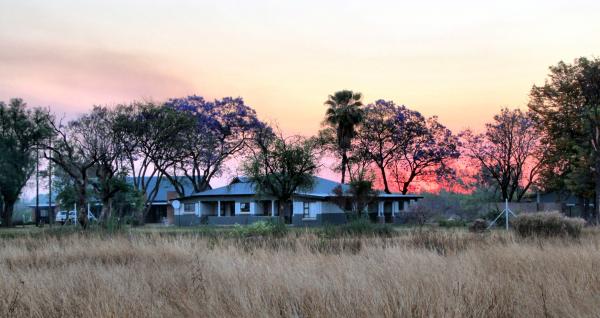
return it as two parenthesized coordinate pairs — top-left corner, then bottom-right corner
(460, 108), (546, 202)
(0, 99), (52, 227)
(243, 130), (320, 223)
(113, 102), (193, 221)
(322, 90), (364, 184)
(355, 100), (424, 194)
(390, 115), (460, 194)
(529, 57), (600, 221)
(331, 168), (378, 218)
(44, 107), (128, 228)
(165, 95), (268, 194)
(84, 107), (128, 223)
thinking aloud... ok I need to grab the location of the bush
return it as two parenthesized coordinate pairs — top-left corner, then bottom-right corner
(407, 204), (434, 226)
(469, 219), (488, 233)
(123, 215), (143, 227)
(319, 218), (394, 237)
(511, 212), (585, 238)
(232, 221), (288, 238)
(483, 208), (505, 227)
(437, 218), (467, 228)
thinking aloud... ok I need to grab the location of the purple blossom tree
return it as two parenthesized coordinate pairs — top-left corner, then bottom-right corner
(164, 95), (269, 194)
(390, 116), (460, 194)
(356, 99), (460, 194)
(355, 100), (424, 193)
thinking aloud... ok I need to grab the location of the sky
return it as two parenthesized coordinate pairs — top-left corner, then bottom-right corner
(2, 0), (600, 135)
(3, 0), (600, 196)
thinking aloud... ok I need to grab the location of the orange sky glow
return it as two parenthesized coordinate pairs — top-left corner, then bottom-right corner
(2, 0), (600, 190)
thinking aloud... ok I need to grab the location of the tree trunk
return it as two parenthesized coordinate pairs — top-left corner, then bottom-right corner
(278, 200), (288, 224)
(401, 172), (417, 195)
(578, 197), (588, 221)
(139, 203), (153, 225)
(379, 165), (391, 194)
(1, 200), (15, 227)
(501, 187), (509, 202)
(341, 151), (348, 184)
(77, 185), (89, 229)
(595, 173), (600, 225)
(100, 197), (112, 225)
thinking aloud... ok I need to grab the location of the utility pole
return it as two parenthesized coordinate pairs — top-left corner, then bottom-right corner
(35, 147), (40, 226)
(488, 199), (517, 230)
(48, 139), (53, 226)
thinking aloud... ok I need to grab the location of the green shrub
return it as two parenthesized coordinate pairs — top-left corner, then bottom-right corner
(232, 221), (288, 238)
(469, 219), (488, 233)
(511, 212), (585, 238)
(437, 219), (467, 228)
(319, 218), (394, 237)
(104, 216), (126, 234)
(483, 208), (505, 226)
(123, 215), (143, 227)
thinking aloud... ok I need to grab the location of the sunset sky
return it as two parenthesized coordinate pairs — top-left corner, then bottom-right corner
(2, 0), (600, 136)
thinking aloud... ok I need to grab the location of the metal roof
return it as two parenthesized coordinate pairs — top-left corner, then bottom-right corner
(124, 176), (198, 202)
(181, 176), (422, 200)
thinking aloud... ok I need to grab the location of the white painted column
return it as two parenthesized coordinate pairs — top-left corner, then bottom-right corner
(378, 201), (384, 217)
(271, 200), (276, 217)
(217, 201), (221, 217)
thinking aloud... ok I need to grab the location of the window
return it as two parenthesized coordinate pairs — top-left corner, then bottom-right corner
(184, 203), (195, 214)
(240, 202), (250, 213)
(303, 202), (310, 218)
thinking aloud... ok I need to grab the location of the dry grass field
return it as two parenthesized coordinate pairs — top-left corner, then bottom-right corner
(1, 227), (600, 317)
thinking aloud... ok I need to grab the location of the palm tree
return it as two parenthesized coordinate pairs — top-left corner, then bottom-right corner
(323, 90), (364, 184)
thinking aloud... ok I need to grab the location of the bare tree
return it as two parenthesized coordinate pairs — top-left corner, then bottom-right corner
(44, 113), (103, 228)
(460, 108), (546, 202)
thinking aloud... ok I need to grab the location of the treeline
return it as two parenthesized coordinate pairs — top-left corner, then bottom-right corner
(0, 57), (599, 227)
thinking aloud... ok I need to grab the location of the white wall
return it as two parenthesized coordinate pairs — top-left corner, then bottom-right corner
(320, 201), (344, 214)
(292, 200), (344, 217)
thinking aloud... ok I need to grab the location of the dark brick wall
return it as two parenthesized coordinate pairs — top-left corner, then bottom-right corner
(292, 213), (347, 227)
(173, 214), (201, 226)
(207, 215), (278, 225)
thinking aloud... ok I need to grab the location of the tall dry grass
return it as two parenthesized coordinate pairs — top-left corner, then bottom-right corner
(1, 229), (600, 317)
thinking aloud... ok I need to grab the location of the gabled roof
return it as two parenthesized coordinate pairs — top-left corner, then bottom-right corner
(184, 177), (256, 197)
(180, 176), (422, 200)
(125, 176), (203, 202)
(295, 177), (351, 197)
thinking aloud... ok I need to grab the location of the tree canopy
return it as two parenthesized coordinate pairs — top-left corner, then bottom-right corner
(461, 108), (545, 202)
(322, 90), (364, 184)
(0, 99), (52, 226)
(243, 131), (320, 222)
(165, 95), (269, 194)
(529, 57), (600, 220)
